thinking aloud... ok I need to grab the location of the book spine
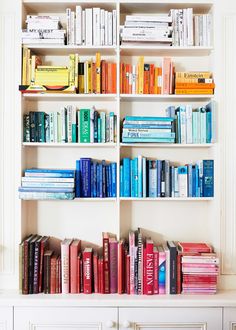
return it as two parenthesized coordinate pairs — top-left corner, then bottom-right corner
(129, 231), (135, 295)
(145, 242), (154, 295)
(70, 244), (79, 293)
(103, 236), (110, 293)
(50, 256), (57, 294)
(43, 253), (51, 294)
(167, 242), (177, 294)
(61, 244), (70, 294)
(154, 248), (159, 294)
(80, 158), (91, 197)
(158, 251), (166, 294)
(109, 241), (118, 293)
(80, 109), (90, 143)
(33, 240), (41, 294)
(83, 250), (92, 294)
(93, 254), (98, 293)
(203, 160), (214, 197)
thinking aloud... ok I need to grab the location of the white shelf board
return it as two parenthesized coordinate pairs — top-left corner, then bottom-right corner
(120, 45), (213, 56)
(120, 143), (213, 148)
(22, 142), (117, 148)
(24, 45), (117, 56)
(120, 197), (214, 201)
(22, 93), (117, 101)
(120, 94), (214, 102)
(22, 198), (117, 202)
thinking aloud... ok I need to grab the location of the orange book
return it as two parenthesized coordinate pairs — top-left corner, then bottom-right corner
(143, 64), (150, 94)
(175, 78), (214, 83)
(120, 63), (124, 93)
(154, 67), (158, 94)
(101, 60), (106, 94)
(157, 67), (162, 94)
(96, 52), (101, 94)
(107, 62), (112, 93)
(162, 57), (171, 95)
(175, 82), (215, 89)
(175, 89), (214, 94)
(176, 72), (212, 79)
(111, 63), (117, 94)
(92, 62), (96, 93)
(149, 64), (155, 94)
(50, 255), (57, 294)
(70, 239), (81, 293)
(125, 64), (130, 94)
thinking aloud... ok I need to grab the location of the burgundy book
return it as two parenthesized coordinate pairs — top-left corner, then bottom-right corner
(145, 239), (154, 295)
(22, 234), (35, 295)
(43, 250), (53, 294)
(98, 256), (104, 294)
(33, 235), (43, 294)
(50, 254), (57, 294)
(109, 238), (118, 293)
(102, 232), (110, 293)
(153, 246), (159, 294)
(38, 236), (50, 293)
(83, 248), (93, 294)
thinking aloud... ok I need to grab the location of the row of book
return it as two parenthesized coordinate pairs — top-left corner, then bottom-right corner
(66, 7), (117, 46)
(120, 57), (214, 95)
(120, 157), (214, 198)
(166, 102), (215, 144)
(21, 50), (117, 94)
(122, 116), (175, 143)
(22, 15), (65, 45)
(19, 230), (218, 295)
(23, 108), (117, 144)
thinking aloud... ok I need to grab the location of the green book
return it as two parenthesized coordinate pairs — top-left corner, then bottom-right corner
(80, 109), (90, 143)
(37, 112), (45, 143)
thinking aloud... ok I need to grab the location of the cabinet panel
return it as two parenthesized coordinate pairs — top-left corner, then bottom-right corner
(119, 307), (222, 330)
(14, 307), (117, 330)
(224, 308), (236, 330)
(0, 307), (13, 330)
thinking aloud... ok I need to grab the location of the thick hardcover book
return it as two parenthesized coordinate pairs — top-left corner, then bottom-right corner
(75, 160), (81, 198)
(80, 109), (90, 143)
(109, 238), (118, 293)
(103, 232), (110, 293)
(167, 241), (177, 294)
(137, 228), (143, 295)
(38, 236), (49, 293)
(70, 239), (81, 293)
(98, 256), (104, 293)
(50, 254), (57, 294)
(93, 252), (99, 293)
(22, 234), (35, 294)
(145, 239), (154, 295)
(43, 250), (53, 294)
(111, 163), (117, 197)
(61, 238), (73, 293)
(203, 160), (214, 197)
(80, 158), (91, 197)
(83, 248), (93, 294)
(178, 242), (212, 253)
(28, 235), (40, 294)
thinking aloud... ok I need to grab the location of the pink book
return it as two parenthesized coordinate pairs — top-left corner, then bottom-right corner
(145, 239), (154, 295)
(162, 57), (171, 95)
(109, 238), (118, 293)
(129, 231), (135, 295)
(77, 253), (81, 293)
(153, 246), (159, 294)
(70, 239), (81, 293)
(61, 238), (73, 294)
(83, 248), (93, 294)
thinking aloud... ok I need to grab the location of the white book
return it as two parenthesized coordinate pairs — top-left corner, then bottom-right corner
(43, 31), (65, 39)
(27, 22), (60, 30)
(179, 107), (186, 144)
(125, 21), (169, 28)
(132, 65), (136, 94)
(85, 8), (93, 46)
(60, 107), (66, 143)
(187, 8), (193, 46)
(22, 31), (40, 38)
(112, 9), (117, 46)
(206, 14), (212, 47)
(70, 11), (75, 45)
(67, 105), (72, 143)
(53, 112), (58, 143)
(125, 15), (172, 23)
(142, 157), (146, 197)
(75, 6), (82, 45)
(108, 11), (113, 46)
(22, 177), (74, 183)
(199, 15), (203, 46)
(100, 9), (105, 45)
(22, 38), (65, 44)
(105, 11), (108, 45)
(178, 9), (184, 47)
(186, 105), (193, 144)
(203, 14), (207, 46)
(66, 8), (71, 45)
(93, 8), (101, 46)
(178, 166), (188, 197)
(82, 10), (86, 45)
(174, 167), (179, 197)
(90, 106), (95, 143)
(123, 27), (171, 36)
(61, 239), (73, 294)
(183, 9), (188, 46)
(26, 15), (60, 21)
(194, 15), (199, 46)
(163, 244), (170, 294)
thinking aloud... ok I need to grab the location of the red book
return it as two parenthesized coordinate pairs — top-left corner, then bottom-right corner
(39, 236), (50, 293)
(125, 254), (130, 294)
(70, 239), (81, 293)
(153, 247), (159, 294)
(22, 234), (35, 295)
(77, 253), (81, 293)
(178, 242), (212, 253)
(149, 64), (155, 94)
(93, 252), (99, 293)
(83, 248), (93, 294)
(50, 254), (57, 294)
(99, 256), (104, 293)
(118, 240), (124, 294)
(145, 239), (154, 295)
(80, 256), (83, 293)
(109, 238), (118, 293)
(103, 232), (110, 293)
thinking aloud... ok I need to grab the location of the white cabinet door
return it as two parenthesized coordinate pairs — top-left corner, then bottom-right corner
(14, 307), (118, 330)
(119, 307), (222, 330)
(224, 308), (236, 330)
(0, 307), (13, 330)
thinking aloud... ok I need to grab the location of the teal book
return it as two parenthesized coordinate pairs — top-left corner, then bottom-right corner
(98, 118), (101, 143)
(37, 112), (45, 143)
(122, 137), (175, 143)
(100, 112), (106, 143)
(72, 106), (77, 143)
(80, 109), (90, 143)
(133, 158), (138, 197)
(200, 107), (206, 143)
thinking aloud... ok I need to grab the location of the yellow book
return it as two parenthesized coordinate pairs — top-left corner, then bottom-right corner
(138, 56), (144, 94)
(37, 66), (68, 70)
(27, 58), (32, 85)
(75, 53), (79, 89)
(69, 54), (75, 86)
(175, 89), (214, 95)
(22, 46), (28, 85)
(175, 72), (212, 79)
(96, 52), (101, 94)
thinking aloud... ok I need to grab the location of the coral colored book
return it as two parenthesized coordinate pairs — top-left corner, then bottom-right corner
(175, 83), (215, 89)
(162, 57), (171, 95)
(83, 247), (93, 294)
(93, 252), (99, 293)
(61, 238), (73, 294)
(178, 242), (212, 253)
(70, 239), (81, 293)
(103, 232), (110, 293)
(50, 254), (57, 294)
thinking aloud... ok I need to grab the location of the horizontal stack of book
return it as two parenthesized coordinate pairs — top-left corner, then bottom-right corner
(75, 158), (117, 198)
(23, 107), (117, 144)
(180, 243), (218, 294)
(66, 7), (117, 46)
(121, 14), (172, 44)
(19, 169), (75, 200)
(175, 71), (214, 95)
(19, 229), (218, 295)
(120, 157), (214, 198)
(22, 15), (65, 45)
(120, 57), (174, 94)
(166, 101), (215, 144)
(122, 116), (175, 143)
(20, 50), (116, 94)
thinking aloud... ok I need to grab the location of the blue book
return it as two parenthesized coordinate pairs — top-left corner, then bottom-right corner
(123, 124), (172, 129)
(111, 163), (117, 197)
(197, 161), (204, 197)
(200, 107), (207, 143)
(192, 165), (196, 197)
(165, 105), (176, 118)
(188, 164), (193, 197)
(203, 160), (214, 197)
(91, 162), (95, 197)
(161, 160), (165, 197)
(18, 187), (74, 193)
(131, 159), (135, 197)
(165, 160), (170, 197)
(108, 165), (112, 197)
(92, 162), (97, 198)
(206, 101), (216, 143)
(80, 158), (91, 197)
(25, 168), (74, 175)
(122, 131), (175, 139)
(75, 160), (81, 198)
(122, 137), (175, 143)
(99, 163), (103, 198)
(133, 158), (138, 197)
(98, 118), (101, 143)
(45, 114), (50, 142)
(176, 110), (181, 144)
(24, 169), (75, 178)
(96, 164), (100, 197)
(157, 160), (161, 197)
(102, 160), (106, 197)
(125, 116), (174, 122)
(123, 158), (131, 197)
(195, 164), (200, 197)
(105, 165), (110, 197)
(174, 167), (179, 197)
(120, 165), (124, 197)
(148, 160), (157, 197)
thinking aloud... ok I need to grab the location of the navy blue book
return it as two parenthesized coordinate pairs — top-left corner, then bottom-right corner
(96, 164), (100, 197)
(167, 241), (177, 294)
(111, 163), (117, 197)
(99, 163), (103, 198)
(102, 160), (106, 197)
(80, 158), (91, 197)
(92, 162), (97, 198)
(75, 160), (81, 197)
(192, 165), (197, 197)
(105, 165), (110, 197)
(161, 161), (166, 197)
(203, 160), (214, 197)
(91, 162), (95, 197)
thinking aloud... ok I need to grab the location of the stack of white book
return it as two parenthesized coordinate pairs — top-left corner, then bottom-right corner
(121, 14), (172, 44)
(66, 7), (117, 46)
(22, 15), (65, 45)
